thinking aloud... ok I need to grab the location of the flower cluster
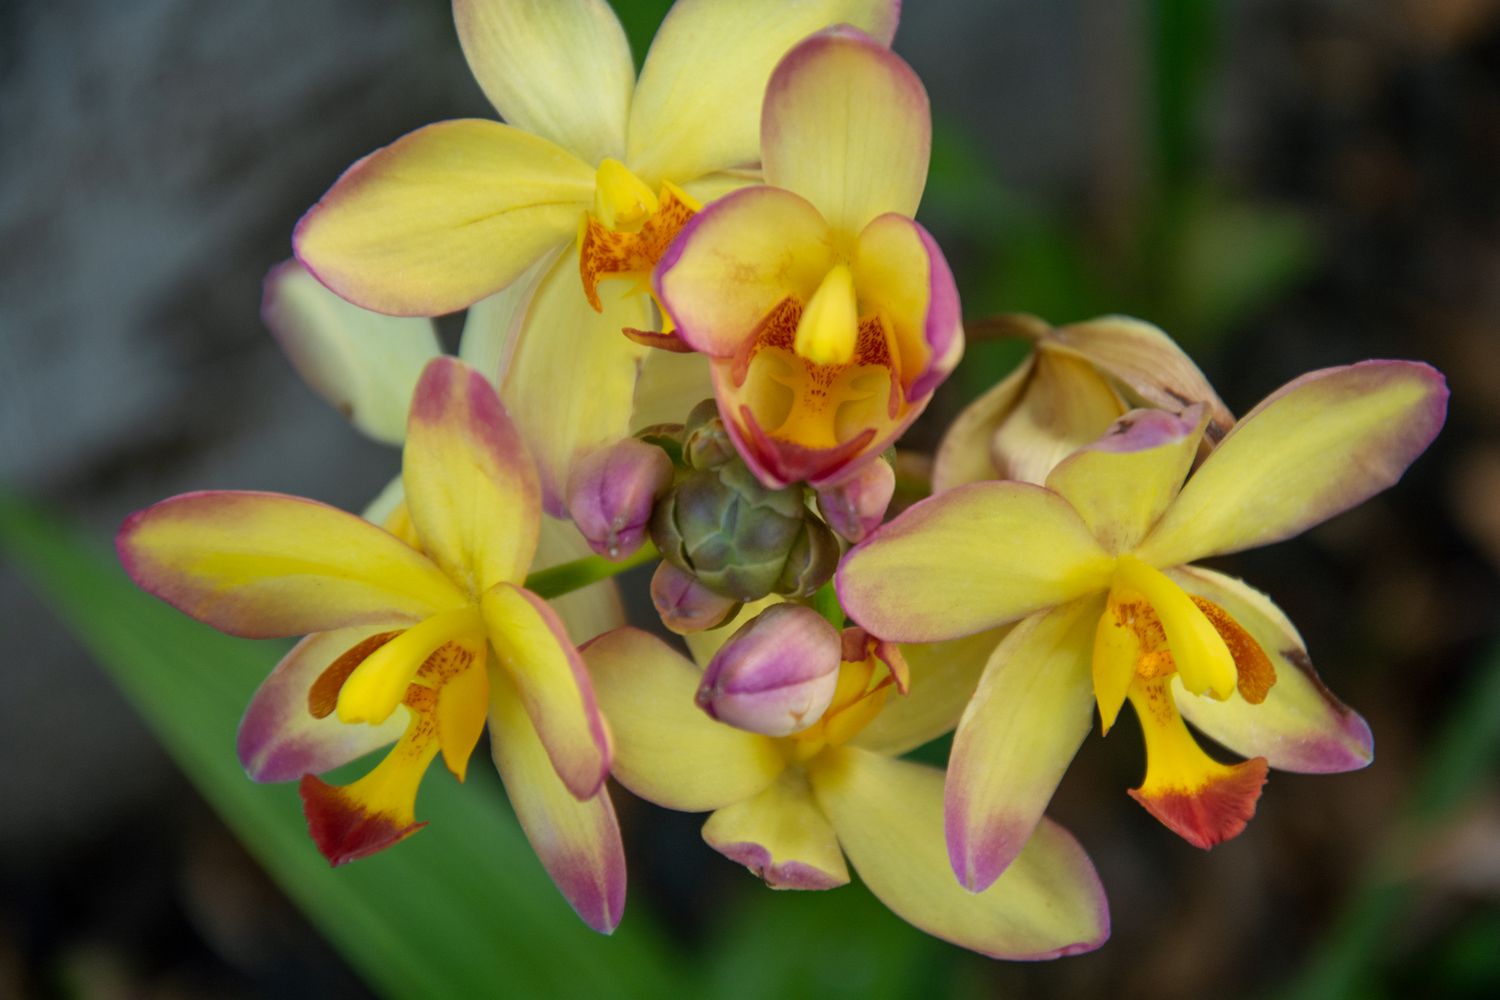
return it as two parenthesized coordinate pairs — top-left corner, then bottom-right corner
(118, 0), (1447, 961)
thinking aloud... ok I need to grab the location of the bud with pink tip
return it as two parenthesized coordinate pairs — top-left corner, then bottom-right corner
(650, 561), (740, 635)
(567, 438), (674, 560)
(816, 458), (896, 543)
(696, 603), (841, 736)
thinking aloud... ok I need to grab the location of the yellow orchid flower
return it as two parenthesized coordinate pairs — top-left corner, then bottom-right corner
(580, 612), (1109, 959)
(933, 314), (1235, 490)
(118, 357), (625, 932)
(838, 361), (1447, 891)
(293, 0), (900, 511)
(656, 27), (963, 488)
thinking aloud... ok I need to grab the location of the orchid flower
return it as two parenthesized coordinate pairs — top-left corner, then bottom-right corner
(581, 614), (1109, 959)
(838, 361), (1447, 892)
(933, 314), (1234, 491)
(293, 0), (900, 511)
(655, 27), (963, 488)
(118, 357), (626, 932)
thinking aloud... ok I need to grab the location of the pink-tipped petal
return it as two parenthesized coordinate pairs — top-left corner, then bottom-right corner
(650, 562), (742, 635)
(566, 438), (674, 561)
(489, 666), (626, 933)
(697, 604), (842, 736)
(817, 457), (895, 543)
(117, 491), (466, 639)
(703, 770), (849, 890)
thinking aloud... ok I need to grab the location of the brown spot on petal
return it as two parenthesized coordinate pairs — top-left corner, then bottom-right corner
(308, 631), (402, 719)
(579, 185), (698, 311)
(1191, 597), (1277, 703)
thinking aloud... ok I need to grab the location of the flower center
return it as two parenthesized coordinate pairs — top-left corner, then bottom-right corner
(578, 159), (700, 314)
(787, 642), (898, 759)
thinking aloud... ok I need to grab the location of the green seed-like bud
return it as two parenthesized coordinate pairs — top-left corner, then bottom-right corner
(682, 399), (736, 470)
(775, 518), (841, 598)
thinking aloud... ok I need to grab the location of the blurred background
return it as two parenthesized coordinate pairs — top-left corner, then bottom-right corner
(2, 0), (1498, 996)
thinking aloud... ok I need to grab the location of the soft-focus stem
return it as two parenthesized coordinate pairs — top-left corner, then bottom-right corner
(524, 541), (659, 599)
(811, 581), (845, 629)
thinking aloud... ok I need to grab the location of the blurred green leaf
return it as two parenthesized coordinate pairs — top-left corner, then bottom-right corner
(0, 494), (682, 999)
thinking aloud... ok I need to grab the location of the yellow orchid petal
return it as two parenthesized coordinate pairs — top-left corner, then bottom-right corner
(625, 0), (900, 185)
(931, 356), (1035, 492)
(456, 251), (556, 386)
(482, 583), (610, 800)
(629, 346), (713, 432)
(579, 179), (698, 311)
(498, 249), (652, 515)
(1113, 556), (1237, 701)
(837, 482), (1115, 643)
(1090, 604), (1139, 735)
(432, 643), (490, 782)
(792, 264), (859, 365)
(703, 770), (849, 890)
(809, 747), (1109, 960)
(1136, 361), (1447, 569)
(1169, 567), (1375, 773)
(945, 599), (1101, 892)
(488, 665), (625, 934)
(117, 491), (468, 639)
(262, 260), (441, 446)
(403, 358), (541, 594)
(657, 186), (834, 359)
(1127, 678), (1268, 849)
(293, 119), (592, 316)
(583, 628), (786, 813)
(1045, 406), (1207, 553)
(762, 28), (929, 235)
(991, 348), (1125, 485)
(337, 609), (482, 725)
(453, 0), (633, 166)
(848, 626), (1011, 757)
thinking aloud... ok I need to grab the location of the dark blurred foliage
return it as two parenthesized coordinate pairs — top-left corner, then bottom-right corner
(2, 0), (1499, 997)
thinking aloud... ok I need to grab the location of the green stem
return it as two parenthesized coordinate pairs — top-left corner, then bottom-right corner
(811, 581), (845, 629)
(523, 541), (659, 599)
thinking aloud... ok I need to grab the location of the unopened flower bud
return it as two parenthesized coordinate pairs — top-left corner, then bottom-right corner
(816, 459), (895, 543)
(651, 561), (740, 634)
(682, 398), (736, 470)
(776, 519), (841, 598)
(567, 439), (674, 560)
(696, 604), (841, 735)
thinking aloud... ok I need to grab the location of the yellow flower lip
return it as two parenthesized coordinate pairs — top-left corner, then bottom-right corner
(793, 264), (859, 366)
(592, 158), (659, 231)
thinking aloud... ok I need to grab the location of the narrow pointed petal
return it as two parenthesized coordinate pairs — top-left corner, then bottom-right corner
(1045, 406), (1206, 553)
(837, 482), (1115, 643)
(403, 358), (541, 593)
(1137, 361), (1449, 569)
(293, 120), (592, 316)
(118, 491), (467, 638)
(489, 666), (626, 934)
(498, 250), (652, 516)
(656, 186), (834, 358)
(1169, 567), (1375, 772)
(454, 0), (633, 166)
(582, 628), (785, 812)
(945, 600), (1102, 892)
(262, 260), (441, 446)
(434, 652), (490, 782)
(237, 626), (408, 783)
(991, 349), (1125, 485)
(482, 583), (610, 800)
(703, 770), (849, 890)
(763, 29), (928, 234)
(1046, 316), (1234, 442)
(931, 358), (1034, 492)
(625, 0), (900, 185)
(535, 514), (626, 644)
(811, 747), (1110, 960)
(850, 627), (1011, 757)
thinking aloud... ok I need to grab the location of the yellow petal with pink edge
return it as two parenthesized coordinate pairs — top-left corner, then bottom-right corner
(583, 628), (786, 812)
(1169, 567), (1375, 773)
(262, 260), (441, 447)
(761, 28), (929, 235)
(1135, 361), (1448, 569)
(837, 482), (1115, 643)
(1126, 677), (1268, 849)
(488, 665), (626, 934)
(403, 357), (540, 593)
(453, 0), (633, 166)
(482, 583), (610, 800)
(848, 627), (1011, 757)
(656, 186), (835, 359)
(1045, 406), (1207, 554)
(498, 249), (652, 516)
(624, 0), (900, 186)
(293, 119), (592, 316)
(703, 769), (849, 890)
(809, 747), (1110, 960)
(931, 356), (1034, 492)
(944, 599), (1102, 892)
(299, 709), (439, 866)
(117, 491), (467, 639)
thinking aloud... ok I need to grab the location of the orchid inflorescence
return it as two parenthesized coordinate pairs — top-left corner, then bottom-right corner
(117, 1), (1448, 960)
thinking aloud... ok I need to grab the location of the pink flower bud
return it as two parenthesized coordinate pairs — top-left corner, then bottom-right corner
(650, 561), (740, 635)
(696, 604), (841, 736)
(816, 458), (895, 542)
(567, 438), (674, 560)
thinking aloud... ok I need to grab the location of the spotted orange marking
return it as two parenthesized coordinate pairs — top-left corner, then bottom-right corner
(1191, 596), (1277, 703)
(579, 185), (698, 311)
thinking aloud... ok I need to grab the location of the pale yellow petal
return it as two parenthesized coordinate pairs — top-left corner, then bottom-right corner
(703, 769), (849, 890)
(992, 348), (1124, 485)
(930, 357), (1034, 492)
